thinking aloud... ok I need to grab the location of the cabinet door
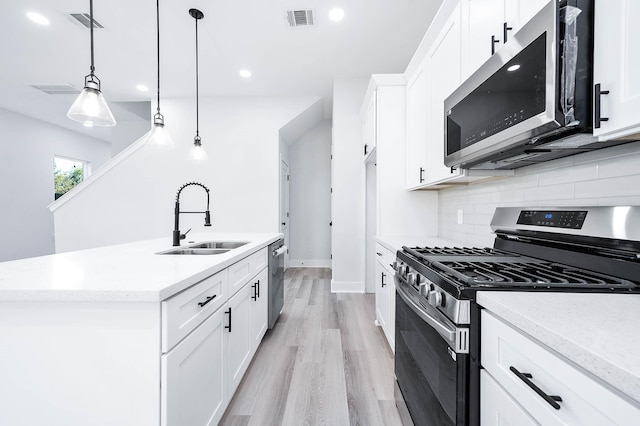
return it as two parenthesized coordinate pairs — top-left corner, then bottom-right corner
(425, 3), (465, 185)
(593, 0), (640, 138)
(481, 370), (538, 426)
(250, 268), (269, 353)
(466, 0), (505, 73)
(363, 91), (377, 157)
(226, 283), (253, 397)
(162, 307), (226, 426)
(375, 261), (390, 345)
(405, 62), (429, 189)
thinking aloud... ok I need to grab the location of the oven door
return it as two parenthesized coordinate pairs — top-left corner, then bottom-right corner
(395, 279), (469, 426)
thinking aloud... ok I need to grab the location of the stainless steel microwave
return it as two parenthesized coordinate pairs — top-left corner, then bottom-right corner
(444, 0), (601, 170)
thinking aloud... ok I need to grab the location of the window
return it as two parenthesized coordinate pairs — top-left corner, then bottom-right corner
(54, 156), (89, 200)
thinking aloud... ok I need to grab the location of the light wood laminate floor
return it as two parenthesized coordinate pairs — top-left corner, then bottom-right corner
(221, 267), (402, 426)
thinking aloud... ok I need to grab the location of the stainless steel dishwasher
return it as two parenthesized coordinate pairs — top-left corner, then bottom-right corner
(268, 239), (286, 329)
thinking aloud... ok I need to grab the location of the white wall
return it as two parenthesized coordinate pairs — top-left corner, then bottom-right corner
(51, 96), (320, 253)
(332, 78), (369, 292)
(438, 142), (640, 247)
(288, 121), (332, 267)
(0, 108), (111, 262)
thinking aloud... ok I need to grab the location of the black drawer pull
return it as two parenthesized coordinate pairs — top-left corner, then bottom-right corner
(510, 366), (562, 409)
(256, 280), (260, 298)
(197, 294), (217, 307)
(419, 167), (425, 183)
(225, 307), (232, 332)
(381, 272), (386, 287)
(251, 283), (257, 301)
(594, 83), (610, 128)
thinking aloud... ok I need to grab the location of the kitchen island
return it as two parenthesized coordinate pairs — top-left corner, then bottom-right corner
(0, 232), (281, 426)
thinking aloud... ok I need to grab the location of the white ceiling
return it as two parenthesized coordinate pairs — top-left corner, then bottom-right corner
(0, 0), (443, 142)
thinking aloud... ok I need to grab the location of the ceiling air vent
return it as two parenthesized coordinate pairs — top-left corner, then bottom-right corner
(30, 84), (81, 95)
(286, 10), (315, 27)
(68, 13), (104, 29)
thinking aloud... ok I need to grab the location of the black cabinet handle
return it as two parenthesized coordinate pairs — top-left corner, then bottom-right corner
(251, 283), (257, 301)
(197, 294), (217, 307)
(256, 280), (260, 298)
(594, 83), (610, 129)
(364, 144), (368, 155)
(376, 252), (383, 257)
(510, 366), (562, 410)
(381, 272), (386, 287)
(419, 167), (425, 183)
(225, 307), (232, 332)
(503, 22), (513, 43)
(491, 35), (500, 55)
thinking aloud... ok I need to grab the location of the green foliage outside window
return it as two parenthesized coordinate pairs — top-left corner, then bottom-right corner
(54, 166), (84, 199)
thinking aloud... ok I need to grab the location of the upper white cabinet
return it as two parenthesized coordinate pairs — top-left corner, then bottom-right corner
(406, 64), (429, 188)
(362, 90), (377, 161)
(464, 0), (549, 78)
(593, 0), (640, 139)
(404, 0), (513, 189)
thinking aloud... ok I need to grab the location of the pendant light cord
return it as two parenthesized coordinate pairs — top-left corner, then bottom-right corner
(156, 0), (161, 114)
(89, 0), (95, 75)
(195, 15), (200, 138)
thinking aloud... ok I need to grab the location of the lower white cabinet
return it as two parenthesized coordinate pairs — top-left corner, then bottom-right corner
(481, 310), (640, 425)
(375, 242), (395, 351)
(481, 370), (537, 426)
(250, 268), (269, 352)
(162, 306), (226, 426)
(226, 282), (254, 397)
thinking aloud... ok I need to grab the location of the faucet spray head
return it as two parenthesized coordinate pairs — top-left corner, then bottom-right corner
(204, 210), (211, 226)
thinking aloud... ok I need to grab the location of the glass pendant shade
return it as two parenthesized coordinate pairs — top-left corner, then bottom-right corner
(188, 136), (209, 161)
(145, 113), (174, 149)
(67, 79), (116, 127)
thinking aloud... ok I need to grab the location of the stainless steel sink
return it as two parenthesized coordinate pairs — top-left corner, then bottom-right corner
(157, 248), (231, 255)
(187, 241), (249, 249)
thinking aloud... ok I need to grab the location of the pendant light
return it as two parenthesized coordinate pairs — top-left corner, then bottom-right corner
(145, 0), (174, 148)
(188, 8), (209, 161)
(67, 0), (116, 127)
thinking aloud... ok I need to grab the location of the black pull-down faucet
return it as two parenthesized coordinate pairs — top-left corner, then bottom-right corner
(173, 182), (212, 246)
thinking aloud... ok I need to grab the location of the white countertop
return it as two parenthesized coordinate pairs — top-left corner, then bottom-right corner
(0, 232), (282, 302)
(477, 291), (640, 405)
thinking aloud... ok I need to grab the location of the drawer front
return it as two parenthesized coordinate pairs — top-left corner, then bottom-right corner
(481, 370), (538, 426)
(481, 311), (640, 425)
(162, 269), (227, 353)
(229, 248), (267, 296)
(375, 242), (395, 272)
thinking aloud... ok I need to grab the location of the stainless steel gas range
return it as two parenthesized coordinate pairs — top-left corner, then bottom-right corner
(393, 206), (640, 426)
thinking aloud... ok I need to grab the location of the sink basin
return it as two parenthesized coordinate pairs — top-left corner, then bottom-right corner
(158, 248), (231, 255)
(187, 241), (249, 249)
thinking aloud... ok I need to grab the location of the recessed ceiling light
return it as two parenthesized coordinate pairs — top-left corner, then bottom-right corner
(328, 8), (344, 22)
(239, 69), (252, 79)
(507, 64), (521, 72)
(27, 11), (50, 26)
(136, 84), (149, 92)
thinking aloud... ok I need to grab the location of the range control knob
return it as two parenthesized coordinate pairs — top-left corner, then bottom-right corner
(407, 272), (417, 286)
(428, 290), (443, 308)
(391, 261), (399, 271)
(402, 265), (411, 277)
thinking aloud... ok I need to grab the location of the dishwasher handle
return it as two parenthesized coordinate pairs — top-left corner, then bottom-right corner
(273, 245), (288, 257)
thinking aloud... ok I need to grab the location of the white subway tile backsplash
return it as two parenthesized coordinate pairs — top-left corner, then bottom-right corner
(438, 144), (640, 245)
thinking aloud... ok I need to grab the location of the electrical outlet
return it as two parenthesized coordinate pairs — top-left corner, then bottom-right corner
(457, 209), (464, 225)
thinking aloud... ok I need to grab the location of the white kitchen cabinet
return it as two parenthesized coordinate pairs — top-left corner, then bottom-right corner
(481, 370), (538, 426)
(249, 267), (269, 352)
(362, 90), (377, 161)
(481, 310), (640, 425)
(375, 242), (395, 351)
(405, 62), (429, 188)
(226, 281), (253, 397)
(464, 0), (549, 78)
(593, 0), (640, 139)
(162, 306), (226, 426)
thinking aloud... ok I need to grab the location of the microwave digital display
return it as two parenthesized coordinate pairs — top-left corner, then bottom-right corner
(446, 33), (547, 155)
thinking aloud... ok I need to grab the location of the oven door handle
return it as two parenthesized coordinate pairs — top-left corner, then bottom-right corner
(396, 281), (457, 347)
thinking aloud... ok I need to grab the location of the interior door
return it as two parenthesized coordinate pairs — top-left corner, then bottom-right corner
(280, 159), (290, 269)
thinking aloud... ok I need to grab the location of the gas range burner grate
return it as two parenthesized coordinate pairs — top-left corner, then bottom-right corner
(409, 246), (513, 257)
(437, 260), (631, 288)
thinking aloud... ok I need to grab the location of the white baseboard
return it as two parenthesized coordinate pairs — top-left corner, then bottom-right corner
(289, 259), (331, 268)
(331, 280), (365, 293)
